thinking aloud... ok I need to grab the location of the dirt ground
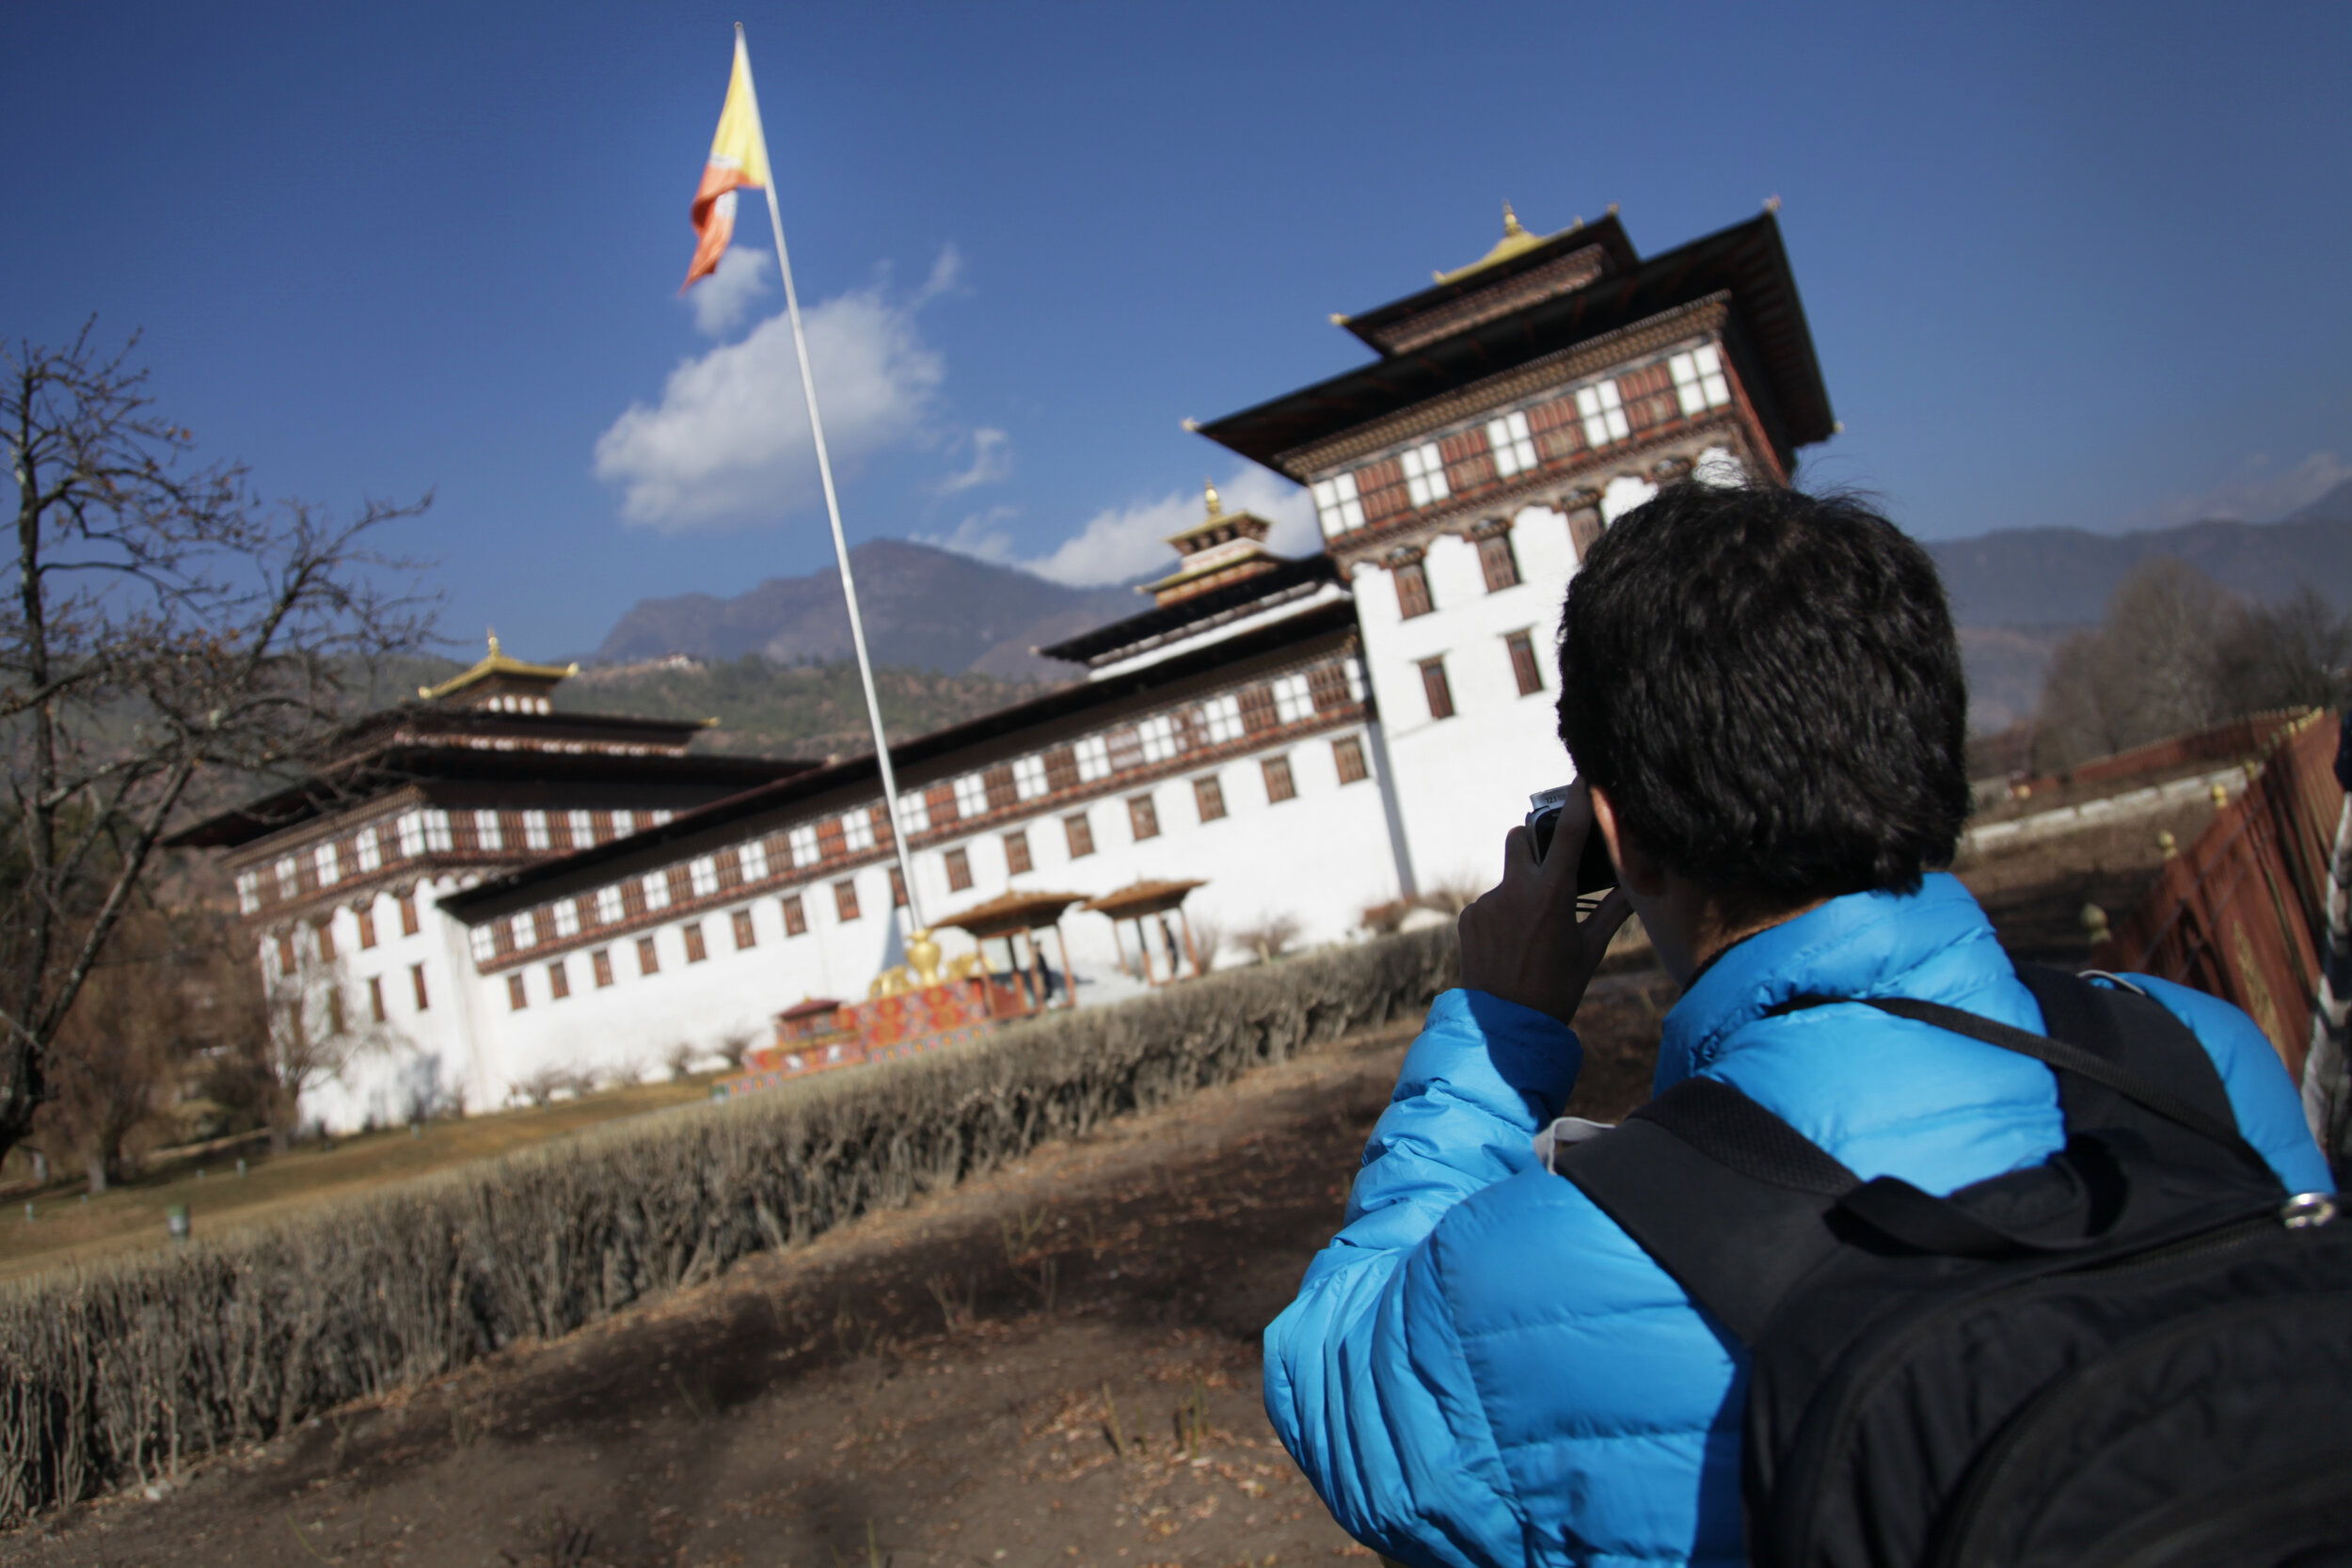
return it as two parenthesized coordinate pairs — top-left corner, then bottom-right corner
(1, 826), (2185, 1568)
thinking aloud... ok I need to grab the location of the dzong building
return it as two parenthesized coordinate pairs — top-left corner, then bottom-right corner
(172, 202), (1834, 1129)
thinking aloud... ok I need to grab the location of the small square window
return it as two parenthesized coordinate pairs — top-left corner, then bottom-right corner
(834, 879), (862, 923)
(1311, 471), (1366, 537)
(1506, 630), (1544, 696)
(1400, 442), (1451, 508)
(506, 973), (529, 1011)
(1394, 561), (1433, 620)
(731, 909), (756, 949)
(1671, 344), (1732, 415)
(1576, 381), (1630, 447)
(1478, 531), (1520, 592)
(944, 847), (974, 892)
(1064, 812), (1095, 859)
(1420, 657), (1456, 721)
(1194, 775), (1227, 822)
(1128, 794), (1160, 841)
(1262, 754), (1297, 803)
(683, 923), (707, 963)
(1271, 673), (1314, 725)
(1486, 411), (1538, 478)
(636, 935), (660, 976)
(368, 975), (387, 1022)
(1013, 755), (1049, 799)
(1333, 736), (1369, 784)
(1003, 830), (1033, 875)
(781, 893), (808, 936)
(548, 959), (571, 1000)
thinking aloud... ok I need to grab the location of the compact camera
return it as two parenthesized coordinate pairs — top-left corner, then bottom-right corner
(1526, 785), (1617, 895)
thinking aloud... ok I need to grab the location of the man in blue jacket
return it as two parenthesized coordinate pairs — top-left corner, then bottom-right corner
(1263, 483), (2330, 1568)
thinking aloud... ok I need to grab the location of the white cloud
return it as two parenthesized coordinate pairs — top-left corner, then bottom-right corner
(595, 261), (950, 533)
(921, 505), (1022, 562)
(688, 245), (771, 338)
(921, 465), (1316, 587)
(2112, 450), (2352, 532)
(935, 427), (1012, 495)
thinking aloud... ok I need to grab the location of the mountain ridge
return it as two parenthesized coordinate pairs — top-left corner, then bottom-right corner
(589, 540), (1144, 682)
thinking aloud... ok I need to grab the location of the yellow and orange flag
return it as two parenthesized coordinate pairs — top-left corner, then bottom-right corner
(681, 31), (773, 292)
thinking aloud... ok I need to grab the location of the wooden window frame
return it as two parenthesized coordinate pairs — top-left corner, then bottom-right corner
(1128, 793), (1160, 841)
(368, 975), (387, 1023)
(1333, 735), (1370, 784)
(1394, 559), (1434, 620)
(682, 923), (708, 964)
(1420, 657), (1455, 721)
(1193, 775), (1226, 822)
(1477, 530), (1521, 592)
(410, 963), (430, 1011)
(944, 847), (974, 893)
(506, 973), (529, 1012)
(781, 894), (808, 937)
(1002, 829), (1033, 876)
(397, 890), (420, 937)
(834, 879), (862, 923)
(731, 909), (757, 950)
(636, 935), (660, 976)
(591, 948), (614, 988)
(1262, 754), (1297, 804)
(1505, 629), (1544, 696)
(1063, 812), (1095, 859)
(548, 958), (571, 1000)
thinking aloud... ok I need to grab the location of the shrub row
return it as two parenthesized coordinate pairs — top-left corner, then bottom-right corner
(0, 927), (1457, 1523)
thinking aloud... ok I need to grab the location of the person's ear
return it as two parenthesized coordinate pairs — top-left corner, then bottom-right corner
(1588, 786), (1669, 898)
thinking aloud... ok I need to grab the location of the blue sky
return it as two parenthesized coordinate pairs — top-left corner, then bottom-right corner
(7, 2), (2348, 660)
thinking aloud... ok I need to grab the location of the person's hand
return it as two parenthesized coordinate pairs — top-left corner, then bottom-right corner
(1457, 781), (1635, 1028)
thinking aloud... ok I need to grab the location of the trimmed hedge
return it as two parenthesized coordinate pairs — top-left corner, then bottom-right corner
(0, 927), (1456, 1522)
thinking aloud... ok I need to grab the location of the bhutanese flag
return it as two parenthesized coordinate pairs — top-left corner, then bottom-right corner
(681, 31), (773, 292)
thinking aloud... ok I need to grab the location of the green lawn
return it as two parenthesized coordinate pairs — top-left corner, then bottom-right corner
(0, 1079), (717, 1282)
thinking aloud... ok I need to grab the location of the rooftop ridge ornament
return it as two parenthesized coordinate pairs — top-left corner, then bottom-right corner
(1434, 201), (1556, 284)
(1202, 478), (1223, 517)
(417, 632), (579, 703)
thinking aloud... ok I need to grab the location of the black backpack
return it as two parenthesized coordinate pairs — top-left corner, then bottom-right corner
(1555, 964), (2352, 1568)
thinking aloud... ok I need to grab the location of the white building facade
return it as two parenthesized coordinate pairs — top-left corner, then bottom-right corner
(184, 203), (1834, 1130)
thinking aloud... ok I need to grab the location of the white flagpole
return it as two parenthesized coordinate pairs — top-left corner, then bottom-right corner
(732, 23), (926, 934)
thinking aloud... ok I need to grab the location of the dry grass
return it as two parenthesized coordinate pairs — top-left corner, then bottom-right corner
(0, 927), (1457, 1525)
(0, 1079), (717, 1284)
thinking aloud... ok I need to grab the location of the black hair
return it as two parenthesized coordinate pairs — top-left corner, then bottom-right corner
(1554, 481), (1969, 912)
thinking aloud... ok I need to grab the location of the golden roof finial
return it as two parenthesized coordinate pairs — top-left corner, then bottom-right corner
(1434, 203), (1559, 284)
(486, 629), (501, 657)
(1203, 478), (1223, 517)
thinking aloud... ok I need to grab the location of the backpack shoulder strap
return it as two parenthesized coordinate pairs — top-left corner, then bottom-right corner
(1555, 1077), (1858, 1343)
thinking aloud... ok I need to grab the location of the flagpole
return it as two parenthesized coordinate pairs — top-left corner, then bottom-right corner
(732, 23), (926, 935)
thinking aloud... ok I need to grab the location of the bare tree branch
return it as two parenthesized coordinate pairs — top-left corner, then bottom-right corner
(0, 325), (437, 1159)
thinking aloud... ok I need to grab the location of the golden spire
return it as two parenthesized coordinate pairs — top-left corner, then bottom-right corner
(1203, 478), (1223, 518)
(486, 629), (501, 657)
(1434, 201), (1559, 284)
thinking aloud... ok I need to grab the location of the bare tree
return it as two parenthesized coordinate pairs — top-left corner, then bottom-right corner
(2210, 585), (2352, 716)
(2033, 559), (2229, 771)
(32, 912), (184, 1193)
(1, 325), (434, 1163)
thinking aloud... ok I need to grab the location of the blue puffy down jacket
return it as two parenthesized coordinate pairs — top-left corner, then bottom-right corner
(1263, 874), (2331, 1568)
